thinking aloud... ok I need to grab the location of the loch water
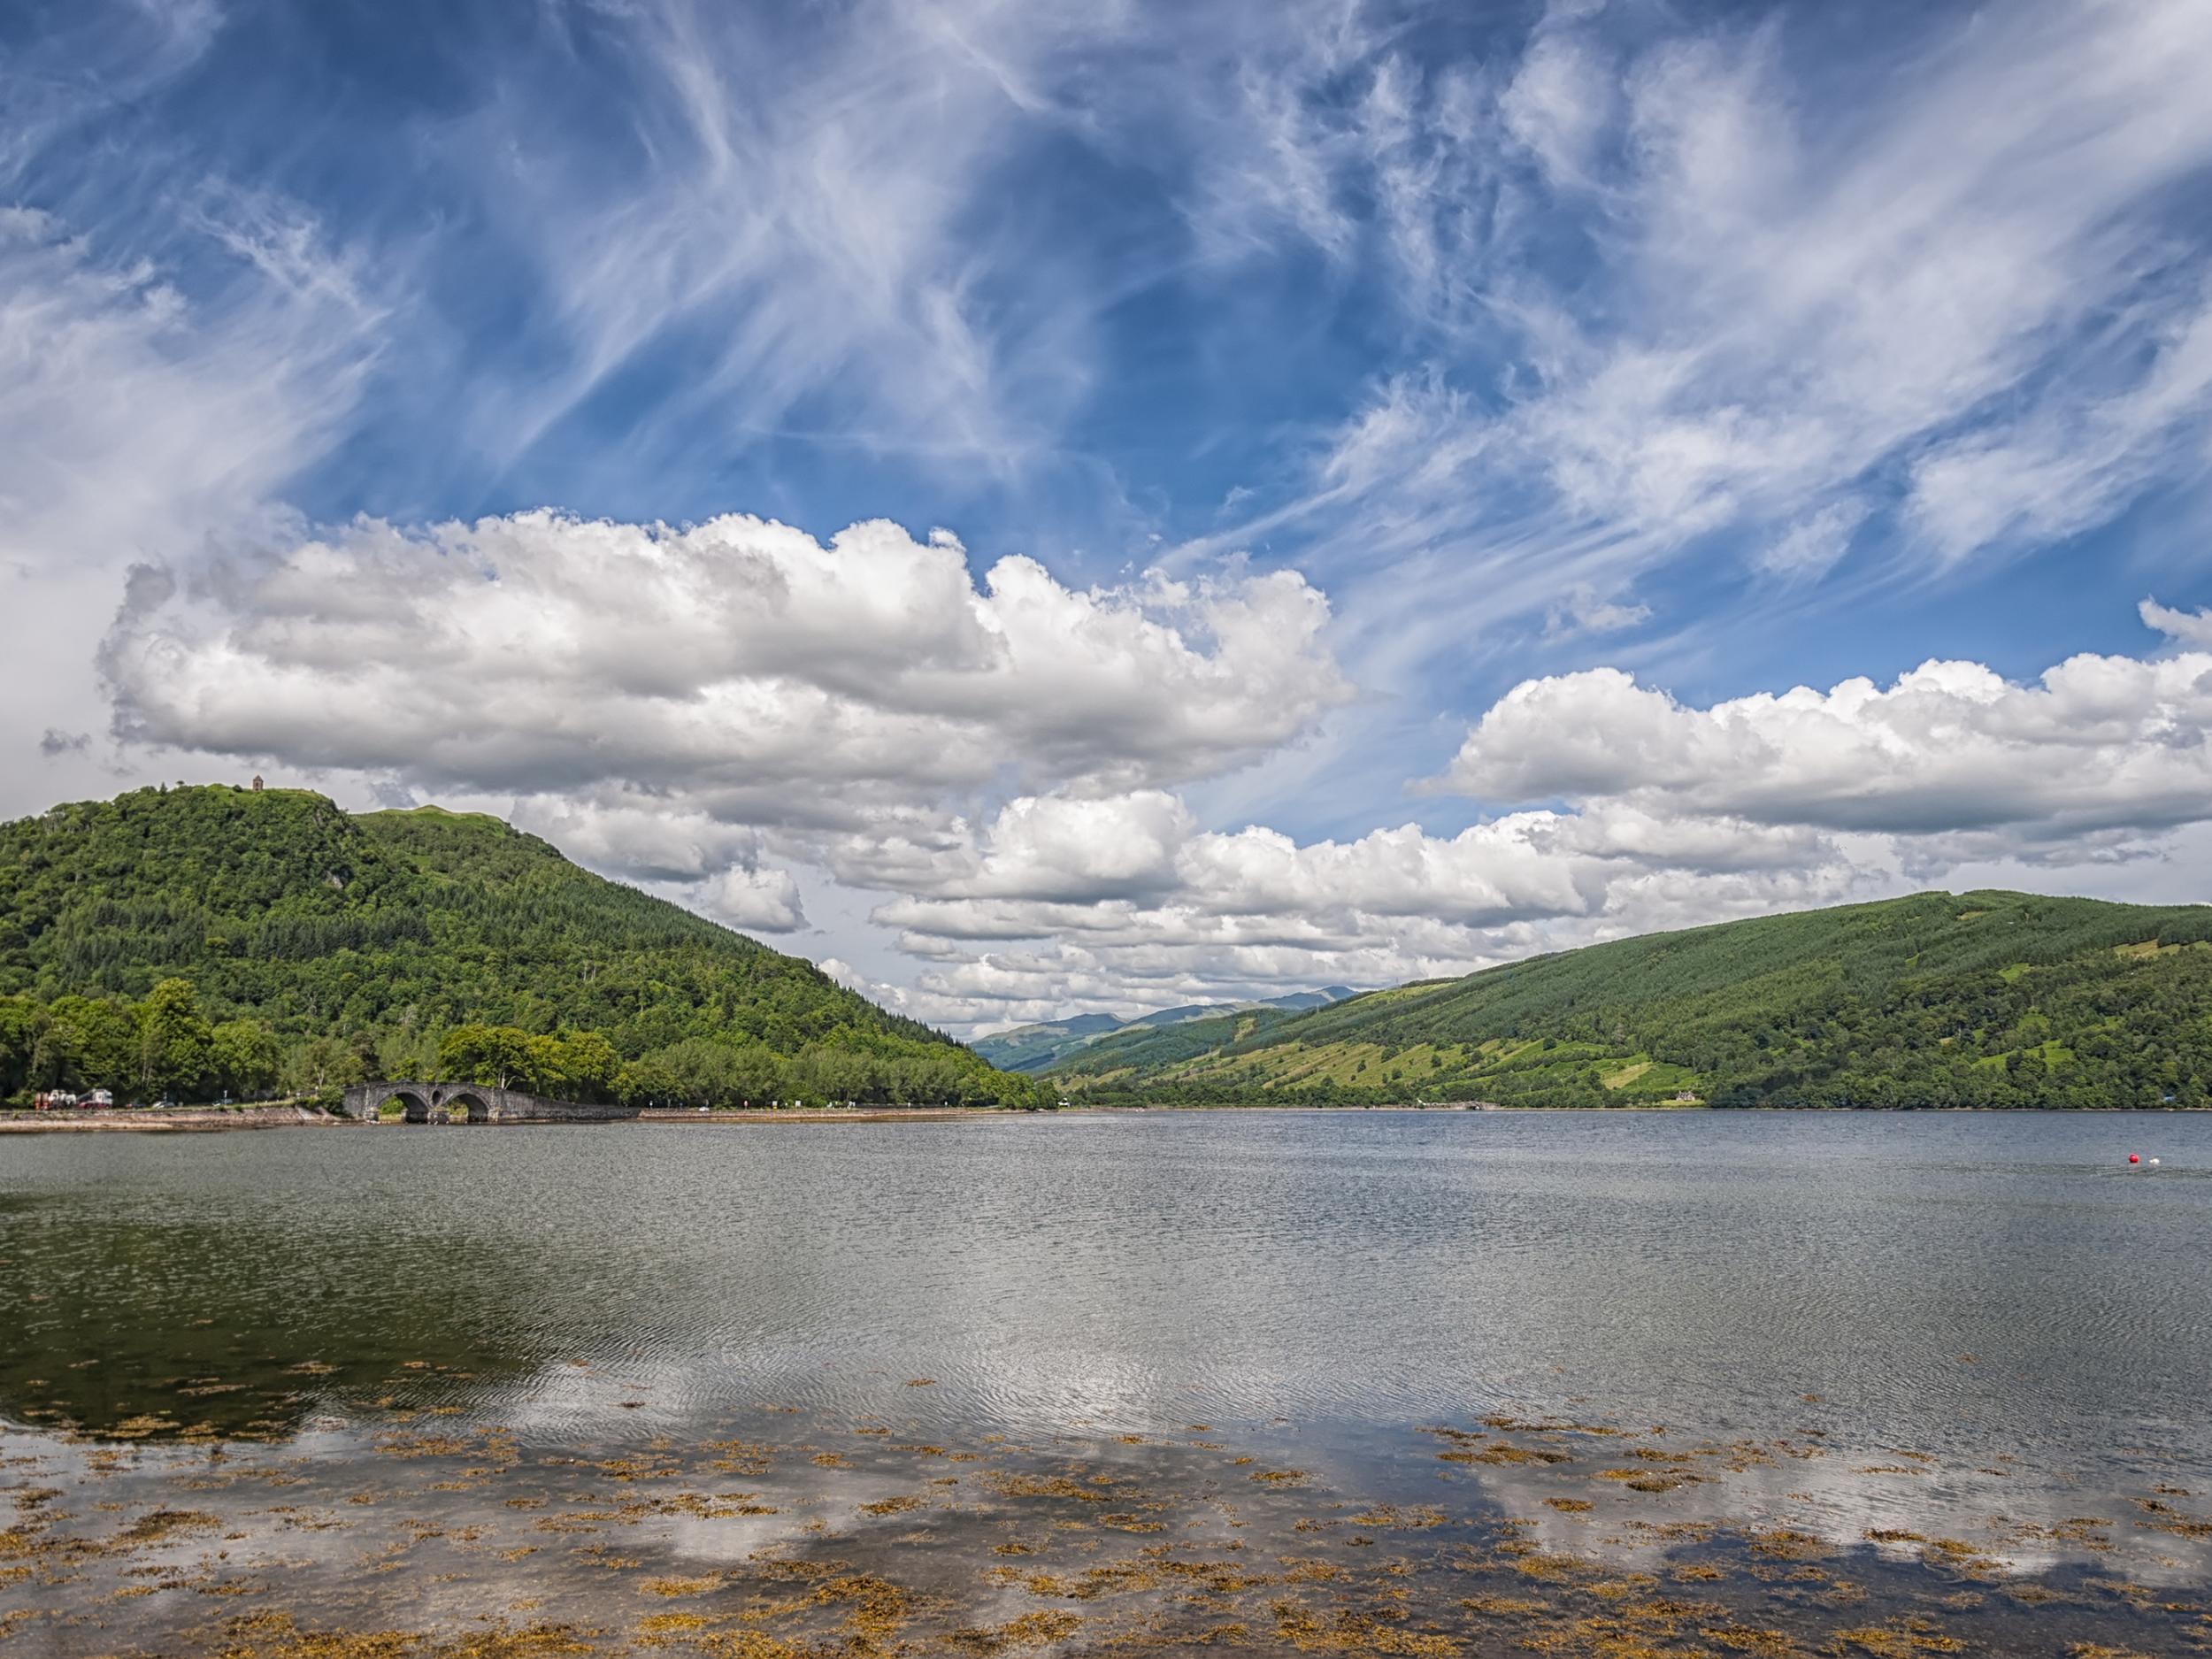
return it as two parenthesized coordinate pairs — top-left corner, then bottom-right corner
(4, 1109), (2210, 1654)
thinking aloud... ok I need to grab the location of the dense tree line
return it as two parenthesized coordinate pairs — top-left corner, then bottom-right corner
(0, 786), (1048, 1110)
(430, 1022), (1025, 1109)
(0, 979), (280, 1103)
(1054, 891), (2212, 1110)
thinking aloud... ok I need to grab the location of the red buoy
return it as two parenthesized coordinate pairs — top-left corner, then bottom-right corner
(2129, 1153), (2140, 1164)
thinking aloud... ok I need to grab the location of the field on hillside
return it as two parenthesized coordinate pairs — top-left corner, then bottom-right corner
(1052, 890), (2212, 1109)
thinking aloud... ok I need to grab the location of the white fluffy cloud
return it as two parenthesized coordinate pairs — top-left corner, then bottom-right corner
(844, 618), (2212, 1032)
(856, 814), (1882, 1033)
(97, 511), (1351, 965)
(503, 795), (772, 886)
(92, 510), (2212, 1034)
(847, 787), (1867, 1029)
(903, 791), (1196, 904)
(692, 866), (810, 934)
(104, 511), (1350, 815)
(1433, 650), (2212, 841)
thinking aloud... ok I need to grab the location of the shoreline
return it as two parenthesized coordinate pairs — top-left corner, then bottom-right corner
(0, 1104), (346, 1133)
(0, 1102), (1494, 1133)
(4, 1384), (2205, 1656)
(4, 1099), (2205, 1132)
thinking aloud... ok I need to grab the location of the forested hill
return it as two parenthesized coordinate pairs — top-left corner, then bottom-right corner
(1048, 890), (2212, 1109)
(0, 784), (1042, 1109)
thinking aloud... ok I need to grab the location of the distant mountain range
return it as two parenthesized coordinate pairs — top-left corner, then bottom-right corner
(973, 987), (1356, 1073)
(1042, 890), (2212, 1110)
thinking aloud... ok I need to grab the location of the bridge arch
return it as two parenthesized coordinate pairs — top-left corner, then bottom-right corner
(386, 1089), (434, 1125)
(339, 1080), (639, 1125)
(439, 1089), (492, 1125)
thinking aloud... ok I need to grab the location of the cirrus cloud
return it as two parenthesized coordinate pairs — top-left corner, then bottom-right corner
(15, 0), (2212, 1043)
(2142, 596), (2212, 649)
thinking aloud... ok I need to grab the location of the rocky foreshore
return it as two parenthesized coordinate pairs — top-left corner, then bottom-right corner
(0, 1105), (343, 1132)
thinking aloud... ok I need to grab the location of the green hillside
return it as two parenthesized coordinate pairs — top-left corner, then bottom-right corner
(1049, 890), (2212, 1109)
(0, 785), (1043, 1110)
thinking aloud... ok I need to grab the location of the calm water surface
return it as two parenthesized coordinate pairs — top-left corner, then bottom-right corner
(4, 1110), (2210, 1654)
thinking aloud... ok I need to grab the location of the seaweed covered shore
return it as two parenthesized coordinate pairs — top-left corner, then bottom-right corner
(6, 1382), (2208, 1657)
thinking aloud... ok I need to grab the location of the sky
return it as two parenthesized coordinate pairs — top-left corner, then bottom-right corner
(7, 0), (2212, 1037)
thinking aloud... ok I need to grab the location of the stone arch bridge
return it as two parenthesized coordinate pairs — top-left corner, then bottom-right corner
(340, 1081), (641, 1125)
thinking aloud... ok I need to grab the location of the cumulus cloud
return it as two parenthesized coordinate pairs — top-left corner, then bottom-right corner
(504, 793), (773, 886)
(851, 617), (2212, 1031)
(878, 810), (1589, 941)
(1432, 651), (2212, 841)
(91, 483), (2212, 1030)
(911, 791), (1195, 904)
(693, 866), (809, 933)
(104, 511), (1351, 817)
(861, 841), (1881, 1033)
(97, 510), (1351, 957)
(841, 786), (1871, 1028)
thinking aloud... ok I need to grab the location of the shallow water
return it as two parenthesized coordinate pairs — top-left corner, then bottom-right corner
(4, 1109), (2209, 1654)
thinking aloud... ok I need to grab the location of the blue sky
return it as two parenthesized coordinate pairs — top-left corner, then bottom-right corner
(8, 0), (2212, 1032)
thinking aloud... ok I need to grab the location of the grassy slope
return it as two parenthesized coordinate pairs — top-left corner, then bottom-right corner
(1049, 889), (2212, 1109)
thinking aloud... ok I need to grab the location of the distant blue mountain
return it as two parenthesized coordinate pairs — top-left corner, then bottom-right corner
(973, 987), (1356, 1073)
(1267, 986), (1358, 1012)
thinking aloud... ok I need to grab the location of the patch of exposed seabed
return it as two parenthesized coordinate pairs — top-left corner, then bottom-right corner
(4, 1367), (2210, 1659)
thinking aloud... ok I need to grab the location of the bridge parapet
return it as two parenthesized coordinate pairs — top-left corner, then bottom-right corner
(339, 1082), (639, 1125)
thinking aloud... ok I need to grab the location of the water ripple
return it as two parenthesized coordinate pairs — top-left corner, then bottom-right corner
(4, 1109), (2209, 1508)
